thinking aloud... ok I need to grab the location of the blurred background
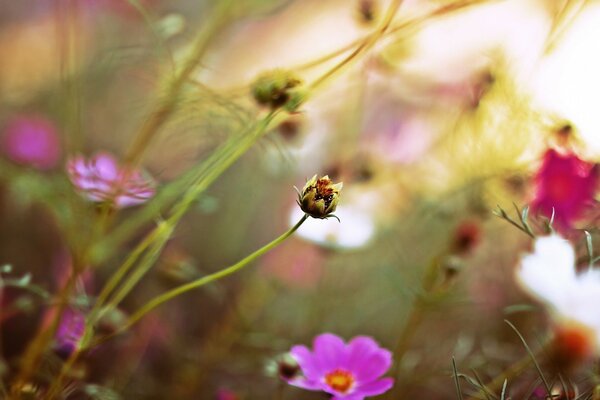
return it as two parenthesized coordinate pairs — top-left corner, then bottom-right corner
(1, 0), (600, 398)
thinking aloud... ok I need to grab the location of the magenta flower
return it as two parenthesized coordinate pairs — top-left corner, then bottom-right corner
(531, 149), (598, 229)
(54, 307), (85, 358)
(288, 333), (394, 399)
(2, 115), (61, 170)
(67, 152), (156, 208)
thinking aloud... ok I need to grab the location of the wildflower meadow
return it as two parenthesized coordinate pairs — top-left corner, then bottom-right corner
(2, 0), (600, 399)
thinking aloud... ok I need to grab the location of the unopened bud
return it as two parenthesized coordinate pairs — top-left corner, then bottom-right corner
(296, 175), (343, 220)
(251, 70), (303, 110)
(266, 353), (301, 381)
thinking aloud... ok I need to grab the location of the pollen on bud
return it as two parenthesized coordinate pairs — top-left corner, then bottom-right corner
(297, 174), (343, 220)
(251, 69), (303, 110)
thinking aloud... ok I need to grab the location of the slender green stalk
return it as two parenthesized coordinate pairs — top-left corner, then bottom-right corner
(309, 0), (403, 90)
(465, 331), (550, 400)
(117, 214), (309, 335)
(124, 0), (234, 166)
(94, 112), (278, 319)
(465, 354), (533, 400)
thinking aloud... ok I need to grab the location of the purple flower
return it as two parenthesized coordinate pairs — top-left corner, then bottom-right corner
(54, 308), (85, 358)
(287, 333), (394, 399)
(67, 152), (156, 208)
(531, 149), (598, 229)
(2, 115), (61, 170)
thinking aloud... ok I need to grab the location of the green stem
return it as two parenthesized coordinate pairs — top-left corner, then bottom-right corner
(308, 0), (403, 90)
(465, 353), (533, 400)
(115, 214), (309, 336)
(124, 0), (234, 166)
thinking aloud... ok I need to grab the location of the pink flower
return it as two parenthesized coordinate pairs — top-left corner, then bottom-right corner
(53, 307), (85, 358)
(531, 149), (598, 229)
(2, 115), (61, 169)
(216, 388), (239, 400)
(288, 333), (394, 399)
(67, 152), (155, 208)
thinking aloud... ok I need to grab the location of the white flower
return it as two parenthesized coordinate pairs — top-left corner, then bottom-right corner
(288, 204), (375, 250)
(516, 235), (600, 349)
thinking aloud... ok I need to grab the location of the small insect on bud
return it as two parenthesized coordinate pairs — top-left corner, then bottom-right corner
(251, 69), (303, 110)
(296, 175), (343, 220)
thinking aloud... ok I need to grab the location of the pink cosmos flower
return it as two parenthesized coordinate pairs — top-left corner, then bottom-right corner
(2, 115), (61, 169)
(288, 333), (394, 399)
(531, 149), (598, 229)
(67, 152), (155, 208)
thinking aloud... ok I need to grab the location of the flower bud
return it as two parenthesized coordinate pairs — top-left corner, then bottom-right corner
(266, 353), (301, 381)
(251, 69), (303, 110)
(357, 0), (377, 24)
(297, 175), (343, 220)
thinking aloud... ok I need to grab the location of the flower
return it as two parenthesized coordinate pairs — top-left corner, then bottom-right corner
(289, 205), (375, 249)
(297, 175), (343, 220)
(516, 235), (600, 358)
(54, 307), (85, 358)
(287, 333), (394, 399)
(67, 152), (156, 208)
(216, 388), (239, 400)
(2, 115), (61, 169)
(530, 149), (598, 229)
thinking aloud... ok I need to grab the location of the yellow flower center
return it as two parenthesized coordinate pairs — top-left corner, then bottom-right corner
(325, 369), (355, 393)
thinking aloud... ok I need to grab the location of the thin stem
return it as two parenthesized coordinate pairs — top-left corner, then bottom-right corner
(465, 355), (532, 400)
(465, 335), (550, 400)
(106, 214), (309, 340)
(124, 0), (234, 166)
(309, 0), (403, 90)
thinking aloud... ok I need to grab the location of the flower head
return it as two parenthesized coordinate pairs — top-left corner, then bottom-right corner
(530, 149), (598, 229)
(297, 175), (343, 220)
(67, 152), (155, 208)
(516, 235), (600, 359)
(287, 333), (394, 399)
(2, 115), (61, 170)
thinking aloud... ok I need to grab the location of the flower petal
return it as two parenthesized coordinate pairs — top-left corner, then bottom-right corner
(517, 235), (576, 312)
(286, 376), (321, 391)
(313, 333), (347, 371)
(346, 336), (380, 367)
(290, 345), (322, 380)
(357, 377), (394, 396)
(332, 394), (364, 400)
(353, 348), (392, 383)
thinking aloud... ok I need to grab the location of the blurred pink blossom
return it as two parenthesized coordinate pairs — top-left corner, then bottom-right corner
(67, 152), (156, 208)
(54, 307), (86, 358)
(216, 388), (239, 400)
(531, 149), (599, 229)
(1, 115), (61, 170)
